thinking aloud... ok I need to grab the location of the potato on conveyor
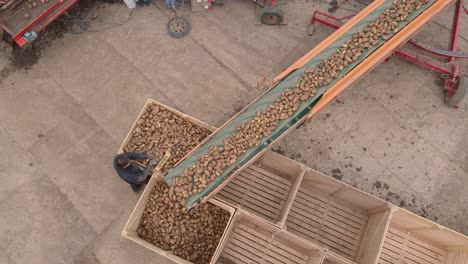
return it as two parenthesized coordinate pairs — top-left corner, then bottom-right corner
(167, 0), (431, 208)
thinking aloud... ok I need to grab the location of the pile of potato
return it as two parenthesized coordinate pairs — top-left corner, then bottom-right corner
(23, 0), (50, 19)
(123, 103), (212, 174)
(168, 0), (429, 206)
(138, 181), (230, 264)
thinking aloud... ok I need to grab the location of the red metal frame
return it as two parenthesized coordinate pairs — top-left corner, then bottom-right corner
(309, 0), (467, 107)
(0, 0), (77, 46)
(310, 10), (355, 29)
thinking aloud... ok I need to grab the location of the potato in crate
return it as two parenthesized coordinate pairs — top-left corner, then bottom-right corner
(118, 99), (216, 174)
(122, 175), (236, 264)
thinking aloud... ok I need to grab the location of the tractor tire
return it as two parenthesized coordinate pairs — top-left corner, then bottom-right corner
(260, 7), (283, 26)
(445, 77), (467, 107)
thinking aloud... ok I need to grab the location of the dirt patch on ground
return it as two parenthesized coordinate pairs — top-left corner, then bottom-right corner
(2, 15), (67, 70)
(2, 0), (104, 71)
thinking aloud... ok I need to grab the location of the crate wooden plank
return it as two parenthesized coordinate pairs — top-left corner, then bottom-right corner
(291, 199), (365, 240)
(270, 240), (311, 263)
(296, 190), (368, 228)
(217, 189), (280, 222)
(216, 164), (293, 225)
(287, 222), (356, 260)
(234, 174), (289, 202)
(322, 252), (356, 264)
(288, 209), (360, 248)
(378, 227), (447, 264)
(241, 169), (291, 195)
(287, 188), (368, 261)
(220, 210), (323, 264)
(248, 166), (292, 186)
(303, 192), (369, 225)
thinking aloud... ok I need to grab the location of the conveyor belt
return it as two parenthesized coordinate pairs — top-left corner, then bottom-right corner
(164, 0), (453, 210)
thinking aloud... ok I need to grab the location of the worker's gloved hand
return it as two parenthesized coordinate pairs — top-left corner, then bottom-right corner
(149, 159), (159, 167)
(145, 149), (155, 158)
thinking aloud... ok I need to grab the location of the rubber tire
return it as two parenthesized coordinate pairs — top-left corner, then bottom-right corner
(445, 77), (467, 107)
(260, 7), (283, 26)
(167, 17), (191, 39)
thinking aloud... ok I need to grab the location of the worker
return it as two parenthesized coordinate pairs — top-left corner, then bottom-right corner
(166, 0), (176, 9)
(113, 152), (158, 193)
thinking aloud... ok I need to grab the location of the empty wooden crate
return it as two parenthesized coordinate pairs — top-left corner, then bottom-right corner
(215, 151), (305, 226)
(218, 210), (324, 264)
(378, 208), (468, 264)
(285, 168), (392, 264)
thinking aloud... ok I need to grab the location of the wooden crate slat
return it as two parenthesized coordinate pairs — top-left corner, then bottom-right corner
(242, 187), (286, 211)
(270, 240), (310, 263)
(266, 247), (304, 264)
(378, 251), (404, 264)
(379, 227), (448, 264)
(286, 222), (356, 259)
(294, 194), (367, 233)
(287, 208), (360, 248)
(223, 247), (261, 264)
(221, 223), (271, 264)
(237, 225), (272, 244)
(298, 189), (368, 221)
(223, 181), (284, 213)
(227, 240), (264, 260)
(391, 228), (447, 257)
(246, 167), (291, 187)
(217, 188), (279, 222)
(295, 200), (364, 239)
(288, 209), (322, 231)
(391, 228), (447, 260)
(217, 188), (245, 204)
(407, 241), (446, 263)
(236, 171), (290, 199)
(296, 190), (368, 228)
(233, 176), (288, 203)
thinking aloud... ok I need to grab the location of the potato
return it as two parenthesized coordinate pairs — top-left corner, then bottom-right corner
(163, 0), (429, 207)
(138, 181), (230, 264)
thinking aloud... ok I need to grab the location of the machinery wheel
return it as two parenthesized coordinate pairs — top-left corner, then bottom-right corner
(167, 17), (191, 38)
(260, 7), (283, 26)
(445, 77), (467, 107)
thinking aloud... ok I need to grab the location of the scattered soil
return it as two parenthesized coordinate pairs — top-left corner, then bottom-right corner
(2, 0), (105, 70)
(138, 181), (230, 264)
(6, 16), (66, 70)
(331, 168), (343, 180)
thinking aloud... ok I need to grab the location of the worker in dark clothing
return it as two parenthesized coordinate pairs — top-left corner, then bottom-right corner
(113, 152), (158, 193)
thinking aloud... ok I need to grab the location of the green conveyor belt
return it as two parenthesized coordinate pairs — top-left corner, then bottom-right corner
(164, 0), (437, 210)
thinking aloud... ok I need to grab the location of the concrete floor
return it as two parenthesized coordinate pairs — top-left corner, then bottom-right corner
(0, 0), (467, 263)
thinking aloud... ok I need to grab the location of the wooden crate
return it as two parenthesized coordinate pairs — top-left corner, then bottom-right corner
(121, 175), (236, 264)
(218, 210), (324, 264)
(118, 99), (217, 154)
(378, 208), (468, 264)
(284, 168), (392, 264)
(321, 252), (355, 264)
(215, 151), (305, 226)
